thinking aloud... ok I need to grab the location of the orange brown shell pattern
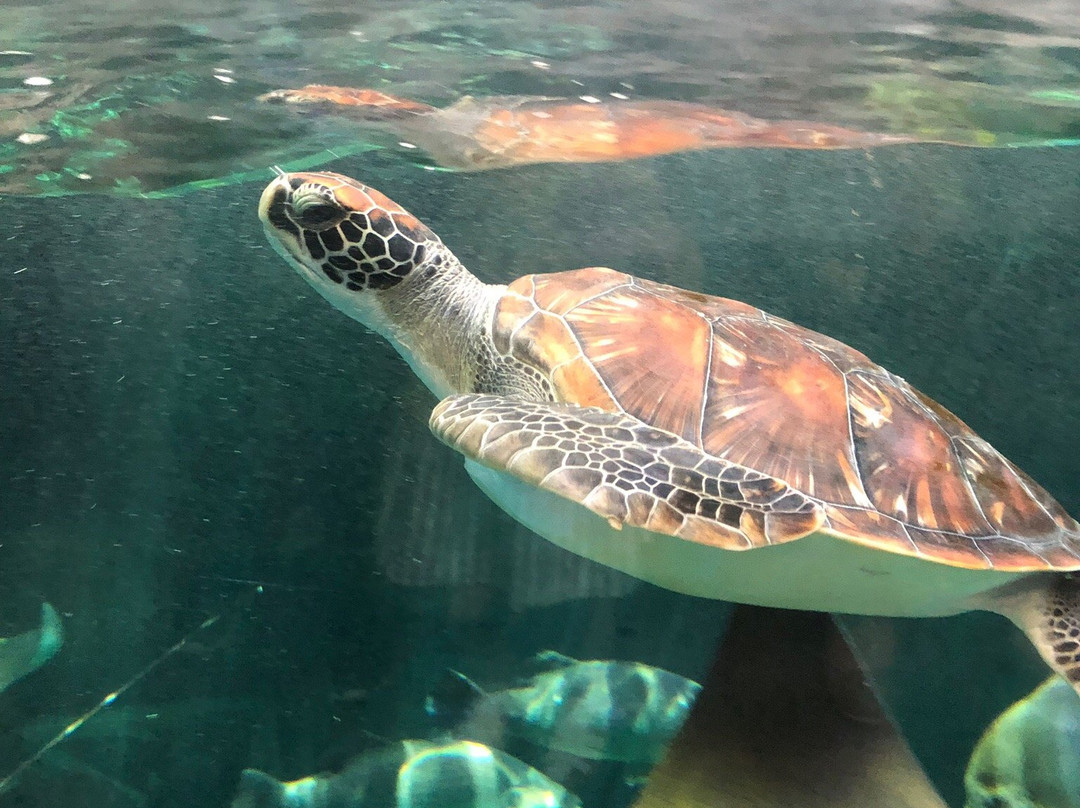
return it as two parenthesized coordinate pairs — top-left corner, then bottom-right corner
(492, 267), (1080, 571)
(459, 97), (913, 167)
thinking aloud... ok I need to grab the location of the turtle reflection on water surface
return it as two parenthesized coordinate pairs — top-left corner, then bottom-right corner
(258, 85), (916, 171)
(258, 171), (1080, 696)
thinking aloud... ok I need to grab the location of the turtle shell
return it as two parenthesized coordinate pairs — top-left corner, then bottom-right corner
(492, 267), (1080, 572)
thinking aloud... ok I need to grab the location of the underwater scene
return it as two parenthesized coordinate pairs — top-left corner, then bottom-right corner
(2, 1), (1079, 807)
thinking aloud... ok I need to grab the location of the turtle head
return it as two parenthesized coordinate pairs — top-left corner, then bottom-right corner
(258, 171), (440, 303)
(257, 86), (436, 120)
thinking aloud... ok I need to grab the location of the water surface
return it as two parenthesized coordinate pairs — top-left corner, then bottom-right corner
(2, 0), (1080, 194)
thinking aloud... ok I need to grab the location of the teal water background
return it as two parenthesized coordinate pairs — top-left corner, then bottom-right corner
(1, 2), (1080, 807)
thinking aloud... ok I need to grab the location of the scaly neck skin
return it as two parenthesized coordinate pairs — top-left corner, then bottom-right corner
(352, 253), (503, 400)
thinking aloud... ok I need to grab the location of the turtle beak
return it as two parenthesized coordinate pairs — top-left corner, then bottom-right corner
(258, 174), (292, 229)
(258, 175), (308, 272)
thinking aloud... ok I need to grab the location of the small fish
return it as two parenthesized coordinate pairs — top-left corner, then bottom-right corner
(0, 602), (62, 692)
(965, 675), (1080, 808)
(426, 651), (700, 766)
(230, 739), (581, 808)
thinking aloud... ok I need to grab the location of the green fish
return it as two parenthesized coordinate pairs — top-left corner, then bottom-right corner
(966, 676), (1080, 808)
(231, 739), (581, 808)
(427, 652), (699, 766)
(0, 602), (62, 692)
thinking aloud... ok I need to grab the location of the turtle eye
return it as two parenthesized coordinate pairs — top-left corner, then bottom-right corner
(298, 202), (338, 226)
(289, 188), (346, 231)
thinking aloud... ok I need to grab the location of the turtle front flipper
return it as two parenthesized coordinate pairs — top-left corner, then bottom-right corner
(429, 394), (824, 550)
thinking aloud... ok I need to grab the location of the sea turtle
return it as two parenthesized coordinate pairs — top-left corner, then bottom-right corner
(257, 170), (1080, 694)
(258, 85), (914, 170)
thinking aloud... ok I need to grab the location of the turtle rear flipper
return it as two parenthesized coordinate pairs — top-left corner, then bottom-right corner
(429, 394), (825, 550)
(992, 573), (1080, 694)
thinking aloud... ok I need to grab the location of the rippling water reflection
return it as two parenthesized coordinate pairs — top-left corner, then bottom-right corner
(1, 0), (1079, 194)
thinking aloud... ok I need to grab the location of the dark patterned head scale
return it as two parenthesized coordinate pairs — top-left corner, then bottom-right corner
(258, 170), (438, 292)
